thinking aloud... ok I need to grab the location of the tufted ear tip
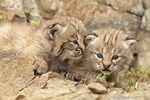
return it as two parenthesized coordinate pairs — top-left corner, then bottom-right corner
(84, 33), (98, 46)
(126, 37), (137, 44)
(44, 23), (64, 40)
(123, 37), (137, 49)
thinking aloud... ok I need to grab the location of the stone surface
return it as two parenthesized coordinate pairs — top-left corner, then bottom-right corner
(34, 0), (60, 19)
(0, 47), (150, 100)
(0, 47), (102, 100)
(143, 0), (150, 9)
(141, 8), (150, 31)
(105, 0), (144, 16)
(49, 0), (141, 33)
(136, 31), (150, 69)
(88, 82), (107, 94)
(0, 0), (25, 23)
(23, 0), (42, 21)
(83, 4), (141, 33)
(0, 0), (142, 33)
(0, 48), (34, 97)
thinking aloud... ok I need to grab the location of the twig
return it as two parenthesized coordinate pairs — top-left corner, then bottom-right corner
(134, 82), (138, 90)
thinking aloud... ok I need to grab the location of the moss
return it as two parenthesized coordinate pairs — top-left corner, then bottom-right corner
(121, 65), (150, 92)
(96, 73), (106, 82)
(29, 20), (40, 26)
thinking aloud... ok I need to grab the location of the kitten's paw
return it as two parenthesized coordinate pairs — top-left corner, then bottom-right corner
(65, 72), (89, 84)
(32, 56), (48, 75)
(64, 71), (84, 82)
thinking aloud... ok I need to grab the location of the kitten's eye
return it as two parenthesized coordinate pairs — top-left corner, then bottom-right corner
(97, 53), (103, 59)
(73, 40), (78, 45)
(112, 55), (119, 60)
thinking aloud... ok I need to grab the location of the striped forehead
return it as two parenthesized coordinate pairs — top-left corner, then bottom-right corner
(103, 30), (121, 45)
(93, 29), (124, 52)
(70, 33), (83, 41)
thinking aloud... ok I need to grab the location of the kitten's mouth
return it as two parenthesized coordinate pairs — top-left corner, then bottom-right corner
(102, 69), (111, 72)
(74, 51), (83, 57)
(102, 69), (112, 75)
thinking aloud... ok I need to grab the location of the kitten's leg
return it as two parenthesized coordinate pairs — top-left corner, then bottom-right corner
(60, 71), (85, 82)
(59, 71), (74, 80)
(60, 70), (89, 83)
(32, 56), (48, 75)
(110, 72), (126, 90)
(65, 70), (108, 86)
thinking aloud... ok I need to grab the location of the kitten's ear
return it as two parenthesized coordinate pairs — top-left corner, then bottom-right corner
(45, 23), (65, 40)
(123, 37), (137, 49)
(84, 33), (98, 46)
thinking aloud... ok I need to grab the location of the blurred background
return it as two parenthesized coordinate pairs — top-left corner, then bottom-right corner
(0, 0), (150, 69)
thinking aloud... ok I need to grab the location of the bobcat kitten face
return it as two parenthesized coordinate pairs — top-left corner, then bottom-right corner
(61, 34), (85, 60)
(40, 17), (86, 60)
(0, 17), (87, 74)
(84, 28), (137, 76)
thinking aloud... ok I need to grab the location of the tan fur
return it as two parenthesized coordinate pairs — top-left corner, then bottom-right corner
(0, 17), (86, 74)
(67, 28), (137, 87)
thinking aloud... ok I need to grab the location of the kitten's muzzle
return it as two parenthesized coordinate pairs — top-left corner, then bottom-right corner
(102, 64), (111, 72)
(103, 64), (110, 69)
(75, 47), (85, 55)
(81, 48), (85, 52)
(74, 49), (83, 57)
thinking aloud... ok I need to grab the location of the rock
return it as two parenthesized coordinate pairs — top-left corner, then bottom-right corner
(16, 78), (76, 99)
(34, 0), (60, 19)
(0, 47), (59, 99)
(13, 78), (100, 100)
(136, 31), (150, 69)
(138, 52), (150, 68)
(0, 0), (26, 23)
(104, 0), (144, 16)
(25, 72), (60, 89)
(141, 8), (150, 31)
(142, 0), (150, 9)
(49, 90), (100, 100)
(0, 48), (35, 98)
(50, 0), (141, 34)
(0, 47), (102, 100)
(0, 0), (143, 36)
(88, 82), (107, 94)
(83, 4), (140, 36)
(23, 0), (42, 21)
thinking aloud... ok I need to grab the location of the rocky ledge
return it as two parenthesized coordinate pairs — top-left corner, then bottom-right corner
(0, 48), (150, 100)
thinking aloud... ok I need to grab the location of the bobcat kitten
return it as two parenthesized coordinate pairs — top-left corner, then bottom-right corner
(0, 17), (86, 74)
(67, 28), (137, 88)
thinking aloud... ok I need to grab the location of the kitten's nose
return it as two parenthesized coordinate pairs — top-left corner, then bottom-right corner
(79, 43), (85, 52)
(103, 64), (110, 69)
(78, 46), (85, 53)
(81, 49), (85, 52)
